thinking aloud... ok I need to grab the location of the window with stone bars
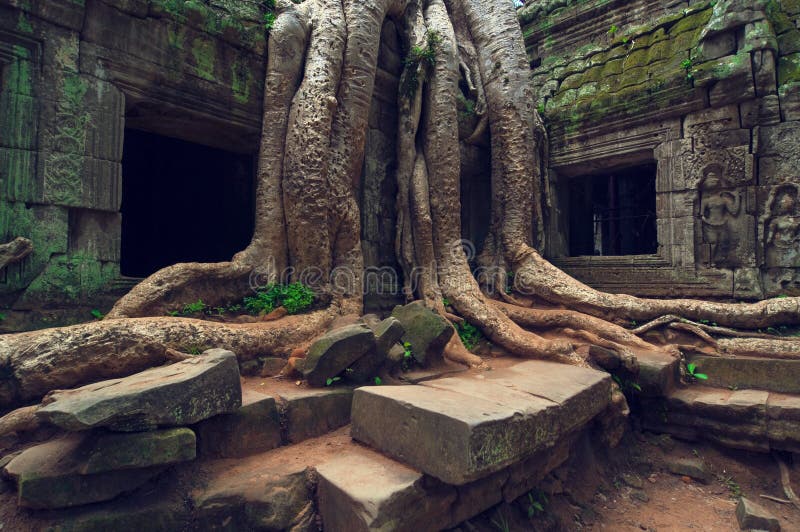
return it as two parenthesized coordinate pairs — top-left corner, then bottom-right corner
(567, 162), (658, 257)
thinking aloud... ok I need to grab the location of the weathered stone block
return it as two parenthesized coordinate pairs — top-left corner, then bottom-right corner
(302, 325), (375, 387)
(3, 434), (166, 509)
(67, 209), (121, 262)
(278, 387), (353, 444)
(665, 457), (710, 483)
(766, 393), (800, 452)
(688, 355), (800, 393)
(391, 301), (453, 365)
(195, 389), (281, 458)
(38, 349), (242, 431)
(81, 428), (196, 474)
(736, 497), (780, 531)
(351, 361), (609, 485)
(317, 449), (455, 532)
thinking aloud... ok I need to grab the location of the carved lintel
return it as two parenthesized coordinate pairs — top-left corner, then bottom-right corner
(0, 237), (34, 271)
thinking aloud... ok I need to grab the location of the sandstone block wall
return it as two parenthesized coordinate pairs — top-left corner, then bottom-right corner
(522, 0), (800, 299)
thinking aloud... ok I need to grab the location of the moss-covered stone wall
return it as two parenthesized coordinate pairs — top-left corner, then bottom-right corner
(0, 0), (270, 331)
(521, 0), (800, 299)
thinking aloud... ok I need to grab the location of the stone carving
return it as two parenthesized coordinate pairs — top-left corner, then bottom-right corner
(699, 165), (742, 266)
(764, 184), (800, 268)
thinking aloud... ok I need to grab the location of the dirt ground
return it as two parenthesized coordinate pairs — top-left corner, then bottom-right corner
(463, 430), (800, 532)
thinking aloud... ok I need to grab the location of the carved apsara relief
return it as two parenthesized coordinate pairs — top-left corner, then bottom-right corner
(764, 184), (800, 268)
(698, 165), (742, 266)
(688, 146), (756, 269)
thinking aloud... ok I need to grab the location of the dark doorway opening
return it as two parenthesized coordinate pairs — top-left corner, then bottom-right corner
(568, 163), (657, 256)
(120, 129), (255, 278)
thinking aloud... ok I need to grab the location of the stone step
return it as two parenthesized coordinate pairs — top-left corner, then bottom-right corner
(194, 380), (353, 458)
(641, 385), (800, 453)
(687, 353), (800, 393)
(351, 360), (611, 485)
(635, 349), (680, 396)
(316, 427), (580, 532)
(3, 428), (196, 509)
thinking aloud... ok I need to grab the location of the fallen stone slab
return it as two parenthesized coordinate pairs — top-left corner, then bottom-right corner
(37, 349), (242, 432)
(303, 325), (375, 387)
(347, 318), (406, 383)
(370, 317), (405, 355)
(736, 497), (780, 531)
(316, 449), (455, 532)
(391, 301), (453, 365)
(195, 389), (282, 458)
(3, 434), (170, 509)
(352, 361), (610, 485)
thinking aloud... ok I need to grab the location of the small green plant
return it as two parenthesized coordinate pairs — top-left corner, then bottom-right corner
(400, 31), (442, 97)
(612, 374), (642, 393)
(326, 376), (342, 386)
(686, 362), (708, 381)
(213, 307), (226, 316)
(527, 489), (548, 518)
(90, 309), (104, 320)
(717, 473), (742, 498)
(167, 310), (181, 317)
(0, 313), (6, 322)
(244, 282), (314, 315)
(182, 299), (208, 315)
(537, 102), (545, 115)
(681, 58), (694, 80)
(182, 344), (206, 355)
(608, 24), (618, 35)
(506, 270), (515, 294)
(263, 12), (276, 30)
(457, 93), (476, 120)
(457, 321), (484, 351)
(442, 297), (451, 308)
(401, 341), (414, 371)
(491, 510), (511, 532)
(373, 376), (383, 385)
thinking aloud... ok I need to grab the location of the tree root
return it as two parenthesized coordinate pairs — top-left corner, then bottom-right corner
(0, 405), (42, 437)
(0, 237), (34, 271)
(0, 311), (335, 408)
(775, 452), (800, 511)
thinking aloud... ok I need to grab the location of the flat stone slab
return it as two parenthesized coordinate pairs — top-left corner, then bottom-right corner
(3, 433), (177, 509)
(38, 349), (242, 431)
(351, 361), (610, 485)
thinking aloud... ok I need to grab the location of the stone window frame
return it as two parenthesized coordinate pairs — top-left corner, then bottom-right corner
(543, 118), (740, 297)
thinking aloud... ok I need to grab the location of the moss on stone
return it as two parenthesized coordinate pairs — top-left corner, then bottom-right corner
(191, 38), (216, 81)
(23, 253), (119, 304)
(779, 52), (800, 86)
(231, 59), (252, 104)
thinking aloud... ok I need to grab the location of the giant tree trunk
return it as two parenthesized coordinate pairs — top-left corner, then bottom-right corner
(1, 0), (799, 413)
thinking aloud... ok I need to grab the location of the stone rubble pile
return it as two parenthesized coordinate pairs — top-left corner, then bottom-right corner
(300, 301), (453, 387)
(2, 349), (242, 509)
